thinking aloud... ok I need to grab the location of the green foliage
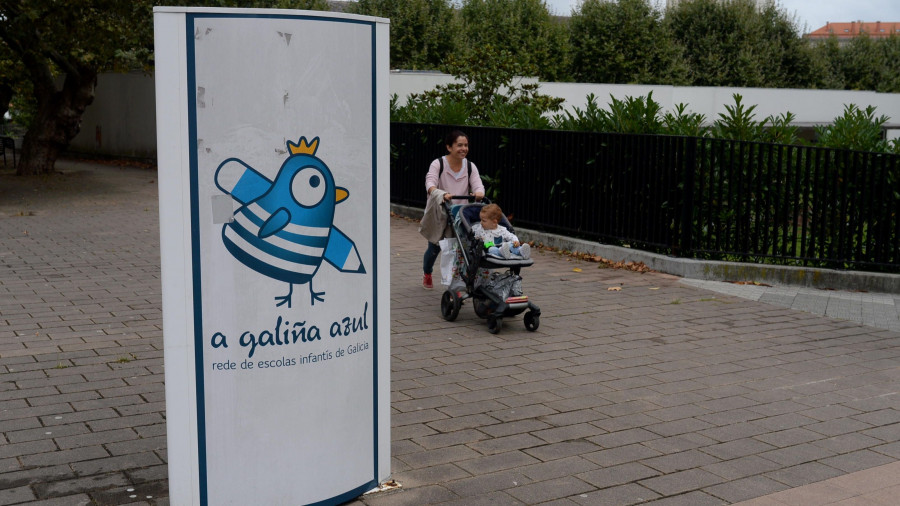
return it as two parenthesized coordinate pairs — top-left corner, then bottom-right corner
(568, 0), (688, 85)
(551, 93), (610, 132)
(839, 36), (884, 92)
(711, 94), (801, 144)
(662, 104), (708, 137)
(459, 0), (570, 82)
(0, 0), (162, 173)
(603, 93), (664, 134)
(552, 92), (682, 135)
(0, 45), (27, 131)
(711, 94), (765, 141)
(348, 0), (457, 70)
(808, 37), (846, 90)
(815, 104), (893, 153)
(762, 112), (800, 145)
(878, 36), (900, 93)
(393, 44), (564, 128)
(816, 34), (900, 93)
(666, 0), (814, 88)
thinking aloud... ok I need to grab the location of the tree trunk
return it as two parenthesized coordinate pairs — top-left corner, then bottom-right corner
(16, 70), (96, 176)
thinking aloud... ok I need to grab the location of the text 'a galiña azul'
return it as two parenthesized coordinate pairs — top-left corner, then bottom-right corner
(209, 302), (369, 358)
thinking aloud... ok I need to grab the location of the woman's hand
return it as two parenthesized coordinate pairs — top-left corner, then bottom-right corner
(513, 241), (521, 247)
(443, 193), (452, 201)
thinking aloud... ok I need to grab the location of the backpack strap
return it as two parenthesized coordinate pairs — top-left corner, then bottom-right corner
(438, 157), (472, 180)
(437, 157), (474, 197)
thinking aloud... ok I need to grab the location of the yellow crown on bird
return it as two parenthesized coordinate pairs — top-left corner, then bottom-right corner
(288, 136), (319, 155)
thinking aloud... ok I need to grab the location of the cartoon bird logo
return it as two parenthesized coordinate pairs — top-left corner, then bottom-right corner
(214, 136), (365, 307)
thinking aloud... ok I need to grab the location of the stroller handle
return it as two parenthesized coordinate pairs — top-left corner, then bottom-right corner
(446, 195), (491, 204)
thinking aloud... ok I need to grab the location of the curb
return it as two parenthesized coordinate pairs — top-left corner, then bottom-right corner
(391, 203), (900, 294)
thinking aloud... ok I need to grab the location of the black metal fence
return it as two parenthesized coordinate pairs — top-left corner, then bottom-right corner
(391, 123), (900, 273)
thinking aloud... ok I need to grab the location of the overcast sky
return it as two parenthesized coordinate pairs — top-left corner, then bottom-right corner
(543, 0), (900, 32)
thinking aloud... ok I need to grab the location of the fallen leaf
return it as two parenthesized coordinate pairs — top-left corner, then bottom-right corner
(607, 286), (621, 291)
(573, 268), (582, 272)
(730, 280), (772, 287)
(649, 287), (660, 290)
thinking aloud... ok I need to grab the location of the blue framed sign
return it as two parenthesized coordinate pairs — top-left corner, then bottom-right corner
(154, 8), (391, 505)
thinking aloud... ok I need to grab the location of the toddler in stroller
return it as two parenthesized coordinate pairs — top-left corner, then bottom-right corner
(439, 197), (541, 334)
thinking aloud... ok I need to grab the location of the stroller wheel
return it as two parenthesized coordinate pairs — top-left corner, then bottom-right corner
(441, 290), (461, 321)
(487, 315), (502, 334)
(524, 311), (539, 332)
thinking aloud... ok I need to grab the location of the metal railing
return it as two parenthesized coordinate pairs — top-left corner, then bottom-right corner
(391, 123), (900, 272)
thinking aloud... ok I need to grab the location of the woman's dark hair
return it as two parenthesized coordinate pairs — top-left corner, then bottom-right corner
(444, 130), (468, 147)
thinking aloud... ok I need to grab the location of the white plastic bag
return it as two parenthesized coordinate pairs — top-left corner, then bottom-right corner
(439, 238), (455, 286)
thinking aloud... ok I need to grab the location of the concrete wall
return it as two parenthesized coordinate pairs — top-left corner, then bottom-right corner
(392, 71), (900, 127)
(68, 71), (900, 159)
(71, 72), (158, 158)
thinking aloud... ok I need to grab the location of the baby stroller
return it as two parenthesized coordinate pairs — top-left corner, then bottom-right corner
(439, 196), (541, 334)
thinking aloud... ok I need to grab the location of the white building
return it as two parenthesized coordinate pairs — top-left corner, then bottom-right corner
(666, 0), (773, 9)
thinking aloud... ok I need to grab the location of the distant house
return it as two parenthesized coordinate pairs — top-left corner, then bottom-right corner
(806, 21), (900, 45)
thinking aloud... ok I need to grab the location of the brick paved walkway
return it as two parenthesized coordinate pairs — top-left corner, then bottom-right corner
(1, 161), (899, 505)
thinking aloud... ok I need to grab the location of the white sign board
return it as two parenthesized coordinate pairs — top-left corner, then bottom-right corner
(154, 7), (390, 505)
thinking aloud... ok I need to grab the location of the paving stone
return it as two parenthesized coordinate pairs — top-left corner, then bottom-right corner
(478, 420), (555, 440)
(360, 485), (458, 506)
(805, 417), (875, 437)
(577, 462), (660, 489)
(0, 439), (58, 459)
(524, 441), (599, 462)
(20, 446), (110, 467)
(642, 433), (718, 454)
(456, 451), (541, 476)
(532, 423), (606, 444)
(393, 463), (471, 489)
(444, 470), (533, 497)
(764, 461), (845, 487)
(104, 435), (167, 457)
(6, 422), (89, 444)
(642, 449), (720, 474)
(127, 464), (169, 484)
(0, 485), (36, 505)
(587, 428), (658, 449)
(505, 476), (594, 504)
(432, 490), (524, 506)
(570, 483), (660, 506)
(818, 449), (896, 473)
(468, 433), (545, 456)
(33, 472), (130, 499)
(82, 480), (168, 506)
(639, 468), (724, 496)
(399, 445), (481, 469)
(6, 165), (900, 506)
(705, 474), (790, 503)
(13, 494), (93, 506)
(54, 428), (137, 450)
(700, 437), (776, 460)
(70, 451), (164, 475)
(584, 444), (663, 468)
(754, 427), (825, 448)
(645, 417), (716, 437)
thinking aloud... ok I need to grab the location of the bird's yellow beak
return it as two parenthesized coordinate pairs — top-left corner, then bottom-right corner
(336, 187), (349, 203)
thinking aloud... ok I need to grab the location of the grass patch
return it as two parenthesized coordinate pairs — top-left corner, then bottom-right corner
(114, 353), (138, 363)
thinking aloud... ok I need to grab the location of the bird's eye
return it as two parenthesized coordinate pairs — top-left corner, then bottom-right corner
(291, 167), (327, 207)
